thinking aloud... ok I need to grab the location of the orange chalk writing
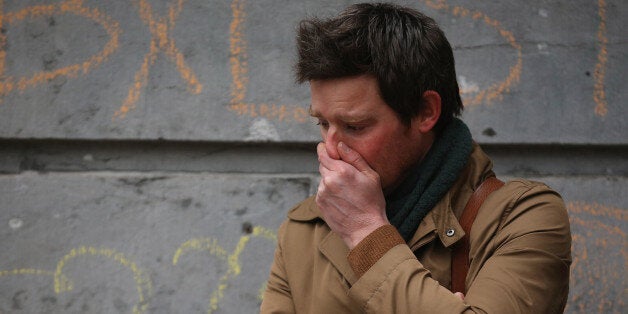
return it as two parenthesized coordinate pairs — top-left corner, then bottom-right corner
(594, 0), (608, 116)
(565, 202), (627, 313)
(114, 0), (202, 119)
(0, 0), (120, 103)
(423, 0), (522, 107)
(228, 0), (309, 124)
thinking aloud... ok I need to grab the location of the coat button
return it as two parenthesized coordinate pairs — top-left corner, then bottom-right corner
(446, 229), (455, 237)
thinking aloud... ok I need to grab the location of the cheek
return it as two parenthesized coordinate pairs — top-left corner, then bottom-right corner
(345, 126), (412, 178)
(367, 136), (415, 186)
(353, 139), (395, 172)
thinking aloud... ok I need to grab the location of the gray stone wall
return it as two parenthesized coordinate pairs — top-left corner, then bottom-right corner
(0, 1), (626, 313)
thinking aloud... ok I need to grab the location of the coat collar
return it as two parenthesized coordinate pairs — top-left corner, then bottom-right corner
(408, 143), (495, 249)
(287, 196), (319, 221)
(287, 197), (358, 284)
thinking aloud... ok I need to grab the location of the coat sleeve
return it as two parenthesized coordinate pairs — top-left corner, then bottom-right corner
(347, 183), (571, 313)
(260, 222), (296, 314)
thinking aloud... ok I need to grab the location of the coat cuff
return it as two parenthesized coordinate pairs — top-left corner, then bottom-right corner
(347, 224), (405, 278)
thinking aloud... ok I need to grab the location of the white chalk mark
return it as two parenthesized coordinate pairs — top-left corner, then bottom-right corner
(458, 75), (480, 94)
(245, 118), (280, 142)
(538, 9), (549, 18)
(9, 218), (23, 230)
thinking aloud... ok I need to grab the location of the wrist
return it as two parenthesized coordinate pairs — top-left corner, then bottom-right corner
(347, 224), (405, 277)
(345, 220), (388, 250)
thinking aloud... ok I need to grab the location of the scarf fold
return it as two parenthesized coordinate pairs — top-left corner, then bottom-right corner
(386, 118), (473, 242)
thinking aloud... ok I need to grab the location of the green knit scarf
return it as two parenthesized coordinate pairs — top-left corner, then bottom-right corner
(386, 118), (473, 242)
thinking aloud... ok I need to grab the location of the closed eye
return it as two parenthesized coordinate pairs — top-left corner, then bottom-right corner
(346, 124), (365, 131)
(315, 119), (329, 129)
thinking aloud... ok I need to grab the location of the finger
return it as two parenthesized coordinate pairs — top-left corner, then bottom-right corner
(318, 142), (344, 170)
(317, 144), (334, 171)
(317, 142), (332, 166)
(454, 292), (465, 301)
(317, 142), (327, 161)
(337, 142), (373, 173)
(318, 163), (332, 178)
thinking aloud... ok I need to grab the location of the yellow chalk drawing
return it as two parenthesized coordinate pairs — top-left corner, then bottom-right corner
(173, 225), (276, 314)
(566, 202), (627, 313)
(1, 206), (626, 312)
(257, 282), (267, 301)
(114, 0), (202, 119)
(422, 0), (522, 107)
(0, 268), (54, 277)
(593, 0), (608, 116)
(0, 0), (120, 103)
(0, 246), (152, 314)
(1, 225), (276, 313)
(54, 246), (153, 314)
(228, 0), (309, 124)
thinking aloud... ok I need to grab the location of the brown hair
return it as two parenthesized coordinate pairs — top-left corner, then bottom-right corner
(296, 3), (462, 132)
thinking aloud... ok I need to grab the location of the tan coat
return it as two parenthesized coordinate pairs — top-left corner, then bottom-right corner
(261, 145), (571, 313)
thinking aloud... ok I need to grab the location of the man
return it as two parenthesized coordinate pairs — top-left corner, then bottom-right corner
(261, 3), (571, 313)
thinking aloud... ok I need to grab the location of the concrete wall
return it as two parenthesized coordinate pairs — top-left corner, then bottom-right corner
(0, 0), (625, 313)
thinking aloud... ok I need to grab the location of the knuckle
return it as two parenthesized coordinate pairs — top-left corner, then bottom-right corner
(337, 165), (355, 179)
(317, 181), (326, 193)
(315, 193), (323, 206)
(321, 176), (335, 188)
(336, 167), (349, 177)
(370, 171), (381, 181)
(349, 154), (361, 164)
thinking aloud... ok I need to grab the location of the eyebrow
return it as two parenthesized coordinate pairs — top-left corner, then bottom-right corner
(309, 106), (374, 123)
(338, 114), (374, 124)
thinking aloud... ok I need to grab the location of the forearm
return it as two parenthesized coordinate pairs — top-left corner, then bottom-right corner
(348, 237), (472, 313)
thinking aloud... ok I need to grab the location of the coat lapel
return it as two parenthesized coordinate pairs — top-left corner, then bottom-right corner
(288, 196), (358, 285)
(319, 231), (358, 285)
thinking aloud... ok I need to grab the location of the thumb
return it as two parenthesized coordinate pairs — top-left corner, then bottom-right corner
(337, 142), (372, 173)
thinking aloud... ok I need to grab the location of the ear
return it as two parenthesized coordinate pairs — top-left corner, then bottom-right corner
(411, 90), (441, 133)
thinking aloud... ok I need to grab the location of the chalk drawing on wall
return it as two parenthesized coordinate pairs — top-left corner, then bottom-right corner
(0, 0), (613, 124)
(0, 246), (152, 314)
(422, 0), (522, 107)
(0, 0), (201, 119)
(593, 0), (608, 116)
(228, 0), (317, 124)
(0, 0), (120, 104)
(227, 0), (524, 123)
(114, 0), (202, 119)
(172, 225), (276, 314)
(566, 202), (627, 313)
(1, 205), (625, 312)
(0, 225), (276, 314)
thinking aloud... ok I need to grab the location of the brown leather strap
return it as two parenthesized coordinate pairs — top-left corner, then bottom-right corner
(451, 176), (505, 294)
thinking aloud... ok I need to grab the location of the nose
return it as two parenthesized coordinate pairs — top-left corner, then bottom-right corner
(323, 126), (340, 160)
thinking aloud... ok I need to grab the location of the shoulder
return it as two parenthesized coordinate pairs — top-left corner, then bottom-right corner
(472, 178), (570, 244)
(480, 179), (566, 218)
(286, 195), (321, 222)
(496, 179), (567, 224)
(476, 178), (571, 256)
(277, 196), (329, 247)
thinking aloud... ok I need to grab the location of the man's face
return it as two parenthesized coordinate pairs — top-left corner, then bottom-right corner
(309, 75), (433, 194)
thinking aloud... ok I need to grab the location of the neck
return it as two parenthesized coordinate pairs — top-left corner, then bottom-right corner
(384, 134), (435, 196)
